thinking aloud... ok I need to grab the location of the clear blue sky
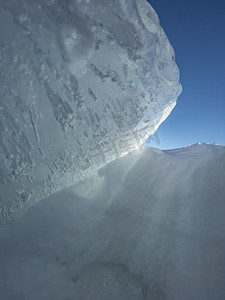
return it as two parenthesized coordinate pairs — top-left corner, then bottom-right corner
(146, 0), (225, 149)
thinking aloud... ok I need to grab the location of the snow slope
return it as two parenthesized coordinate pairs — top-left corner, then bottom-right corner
(0, 143), (224, 300)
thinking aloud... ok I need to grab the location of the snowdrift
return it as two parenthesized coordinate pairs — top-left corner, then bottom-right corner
(0, 143), (225, 300)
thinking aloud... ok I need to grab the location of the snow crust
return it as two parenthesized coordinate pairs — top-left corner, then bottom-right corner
(0, 143), (224, 299)
(0, 0), (181, 225)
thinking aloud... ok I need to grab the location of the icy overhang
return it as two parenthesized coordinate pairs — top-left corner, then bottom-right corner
(0, 0), (182, 225)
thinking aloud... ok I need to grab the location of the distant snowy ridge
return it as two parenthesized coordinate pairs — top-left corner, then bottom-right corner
(161, 142), (224, 157)
(0, 0), (181, 225)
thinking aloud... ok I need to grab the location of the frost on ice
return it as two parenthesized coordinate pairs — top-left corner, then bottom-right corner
(0, 0), (181, 224)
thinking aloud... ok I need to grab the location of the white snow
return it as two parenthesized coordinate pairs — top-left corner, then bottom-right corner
(0, 143), (225, 300)
(1, 1), (224, 299)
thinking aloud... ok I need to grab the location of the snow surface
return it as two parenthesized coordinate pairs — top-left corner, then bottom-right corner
(0, 143), (225, 300)
(0, 0), (181, 225)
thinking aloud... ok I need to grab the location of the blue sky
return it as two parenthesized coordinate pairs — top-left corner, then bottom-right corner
(146, 0), (225, 149)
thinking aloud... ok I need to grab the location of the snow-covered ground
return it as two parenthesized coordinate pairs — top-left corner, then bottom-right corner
(0, 143), (224, 300)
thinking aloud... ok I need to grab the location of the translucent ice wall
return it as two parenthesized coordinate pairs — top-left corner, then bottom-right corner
(0, 0), (182, 225)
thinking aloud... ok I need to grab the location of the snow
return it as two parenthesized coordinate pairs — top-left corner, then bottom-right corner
(0, 143), (225, 300)
(0, 0), (181, 225)
(1, 1), (224, 299)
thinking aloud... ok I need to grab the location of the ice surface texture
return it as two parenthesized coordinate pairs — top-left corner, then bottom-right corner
(0, 0), (181, 225)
